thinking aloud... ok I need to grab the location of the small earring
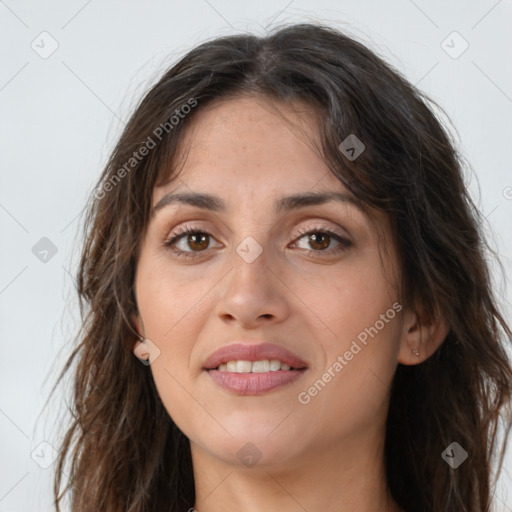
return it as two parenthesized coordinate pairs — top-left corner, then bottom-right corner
(412, 349), (420, 357)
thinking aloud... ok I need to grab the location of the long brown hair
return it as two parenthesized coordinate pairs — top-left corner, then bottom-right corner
(53, 23), (512, 512)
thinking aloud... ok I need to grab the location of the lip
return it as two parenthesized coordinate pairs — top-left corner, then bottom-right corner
(207, 369), (306, 395)
(203, 342), (308, 396)
(203, 342), (308, 370)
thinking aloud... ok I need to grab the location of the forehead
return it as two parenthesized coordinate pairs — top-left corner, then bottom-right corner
(155, 95), (345, 201)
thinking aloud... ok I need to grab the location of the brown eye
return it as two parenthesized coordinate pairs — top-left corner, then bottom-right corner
(186, 233), (209, 251)
(292, 228), (352, 256)
(164, 227), (222, 257)
(307, 232), (331, 250)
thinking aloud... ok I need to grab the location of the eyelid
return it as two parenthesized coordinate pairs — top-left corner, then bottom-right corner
(292, 222), (350, 243)
(164, 222), (216, 243)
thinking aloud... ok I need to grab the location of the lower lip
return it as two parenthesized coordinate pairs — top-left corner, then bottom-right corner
(206, 369), (306, 395)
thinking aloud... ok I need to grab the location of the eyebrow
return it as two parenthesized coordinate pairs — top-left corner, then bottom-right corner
(152, 191), (364, 215)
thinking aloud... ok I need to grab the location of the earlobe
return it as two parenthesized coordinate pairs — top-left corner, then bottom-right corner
(398, 308), (449, 365)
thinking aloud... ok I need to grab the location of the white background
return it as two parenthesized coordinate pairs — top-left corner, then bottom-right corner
(1, 1), (511, 510)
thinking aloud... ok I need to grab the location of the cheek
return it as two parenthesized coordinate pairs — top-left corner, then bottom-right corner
(136, 271), (214, 438)
(296, 247), (399, 351)
(135, 250), (216, 342)
(296, 315), (400, 445)
(292, 250), (401, 427)
(134, 254), (214, 412)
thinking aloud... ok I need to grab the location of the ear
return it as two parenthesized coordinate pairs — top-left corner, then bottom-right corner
(131, 314), (148, 360)
(131, 313), (142, 339)
(397, 306), (449, 365)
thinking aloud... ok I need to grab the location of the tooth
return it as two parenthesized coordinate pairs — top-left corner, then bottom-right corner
(219, 359), (293, 373)
(236, 360), (252, 373)
(252, 360), (270, 373)
(269, 359), (281, 371)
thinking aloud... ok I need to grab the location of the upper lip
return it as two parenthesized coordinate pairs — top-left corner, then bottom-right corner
(203, 342), (308, 370)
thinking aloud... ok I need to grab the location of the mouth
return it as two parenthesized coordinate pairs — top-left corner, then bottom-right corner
(203, 342), (308, 395)
(203, 340), (307, 395)
(203, 341), (308, 371)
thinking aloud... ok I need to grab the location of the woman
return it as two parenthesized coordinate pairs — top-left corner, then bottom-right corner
(53, 23), (512, 512)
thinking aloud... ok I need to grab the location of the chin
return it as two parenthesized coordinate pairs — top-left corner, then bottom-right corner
(192, 430), (304, 469)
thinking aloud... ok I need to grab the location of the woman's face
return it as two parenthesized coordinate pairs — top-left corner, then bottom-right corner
(134, 96), (407, 470)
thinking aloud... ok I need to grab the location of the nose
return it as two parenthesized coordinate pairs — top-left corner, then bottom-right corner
(214, 245), (290, 329)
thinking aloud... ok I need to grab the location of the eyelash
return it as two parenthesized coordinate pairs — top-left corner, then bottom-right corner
(163, 224), (352, 260)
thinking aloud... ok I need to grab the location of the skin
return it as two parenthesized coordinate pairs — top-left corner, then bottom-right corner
(133, 96), (447, 512)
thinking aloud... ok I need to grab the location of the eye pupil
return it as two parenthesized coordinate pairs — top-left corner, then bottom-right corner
(188, 233), (209, 250)
(309, 233), (330, 250)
